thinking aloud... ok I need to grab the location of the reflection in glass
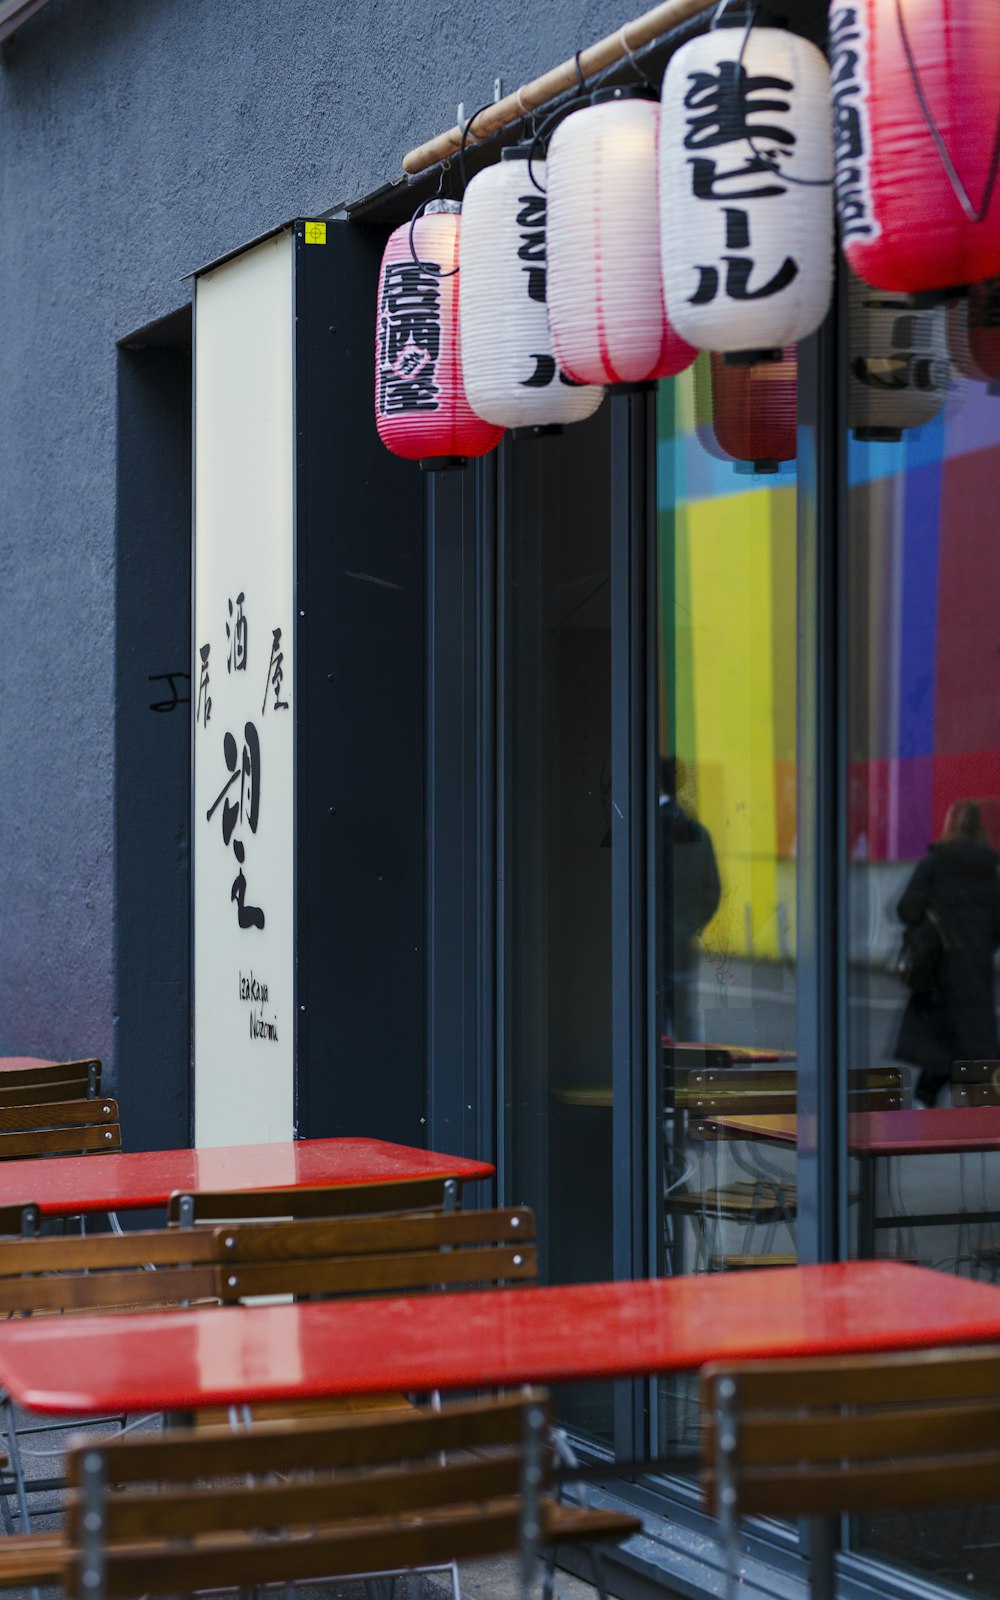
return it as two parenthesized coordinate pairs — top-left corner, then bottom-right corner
(846, 286), (1000, 1595)
(653, 354), (800, 1461)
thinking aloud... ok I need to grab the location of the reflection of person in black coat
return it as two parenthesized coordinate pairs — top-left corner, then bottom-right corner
(660, 758), (722, 1043)
(894, 800), (1000, 1107)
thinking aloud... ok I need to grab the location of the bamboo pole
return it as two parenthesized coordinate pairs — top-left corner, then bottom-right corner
(401, 0), (718, 176)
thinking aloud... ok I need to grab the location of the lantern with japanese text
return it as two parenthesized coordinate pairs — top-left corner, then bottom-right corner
(829, 0), (1000, 295)
(847, 273), (950, 440)
(459, 149), (604, 432)
(546, 87), (697, 387)
(660, 20), (834, 363)
(374, 201), (505, 468)
(710, 347), (797, 470)
(969, 278), (1000, 386)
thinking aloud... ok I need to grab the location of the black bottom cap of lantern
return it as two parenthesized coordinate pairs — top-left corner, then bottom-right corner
(734, 459), (781, 475)
(909, 286), (965, 307)
(723, 349), (784, 367)
(611, 380), (657, 395)
(852, 427), (903, 443)
(510, 424), (564, 441)
(419, 456), (468, 472)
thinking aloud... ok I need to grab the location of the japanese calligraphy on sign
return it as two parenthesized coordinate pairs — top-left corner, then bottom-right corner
(377, 260), (443, 416)
(193, 225), (295, 1146)
(659, 29), (834, 355)
(829, 4), (879, 244)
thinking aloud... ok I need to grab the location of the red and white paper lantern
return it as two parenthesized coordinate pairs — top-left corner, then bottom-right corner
(710, 347), (798, 471)
(546, 87), (697, 387)
(829, 0), (1000, 294)
(374, 201), (504, 468)
(847, 274), (950, 440)
(459, 149), (604, 431)
(660, 23), (834, 361)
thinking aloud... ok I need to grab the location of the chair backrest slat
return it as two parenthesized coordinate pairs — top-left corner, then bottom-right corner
(0, 1060), (100, 1094)
(0, 1098), (117, 1134)
(0, 1122), (121, 1160)
(0, 1226), (220, 1315)
(167, 1174), (458, 1224)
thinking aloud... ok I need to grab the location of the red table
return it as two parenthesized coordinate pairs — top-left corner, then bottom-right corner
(1, 1261), (998, 1416)
(0, 1138), (494, 1218)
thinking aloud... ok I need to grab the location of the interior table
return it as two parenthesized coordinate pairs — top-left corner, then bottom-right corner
(707, 1107), (1000, 1254)
(0, 1137), (494, 1218)
(1, 1261), (999, 1416)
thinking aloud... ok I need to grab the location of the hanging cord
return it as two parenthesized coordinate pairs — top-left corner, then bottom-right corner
(706, 3), (833, 188)
(617, 23), (658, 89)
(407, 162), (460, 278)
(895, 0), (1000, 223)
(524, 52), (626, 194)
(457, 97), (499, 195)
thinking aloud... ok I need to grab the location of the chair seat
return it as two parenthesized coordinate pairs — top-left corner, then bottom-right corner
(670, 1183), (796, 1220)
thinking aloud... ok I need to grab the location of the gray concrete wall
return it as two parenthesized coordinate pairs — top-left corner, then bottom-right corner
(0, 0), (627, 1078)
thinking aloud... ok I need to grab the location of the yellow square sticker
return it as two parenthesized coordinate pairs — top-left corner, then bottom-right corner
(304, 221), (327, 245)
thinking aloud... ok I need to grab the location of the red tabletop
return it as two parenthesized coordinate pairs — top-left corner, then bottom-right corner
(0, 1138), (494, 1217)
(3, 1262), (1000, 1415)
(711, 1107), (1000, 1156)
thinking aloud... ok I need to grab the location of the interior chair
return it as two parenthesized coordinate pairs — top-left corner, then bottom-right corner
(0, 1098), (120, 1160)
(59, 1391), (641, 1600)
(700, 1343), (1000, 1600)
(0, 1059), (101, 1108)
(666, 1067), (903, 1272)
(948, 1063), (1000, 1276)
(167, 1171), (461, 1225)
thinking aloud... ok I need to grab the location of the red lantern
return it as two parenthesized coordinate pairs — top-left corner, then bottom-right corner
(969, 277), (1000, 384)
(374, 201), (504, 468)
(710, 349), (797, 473)
(829, 0), (1000, 294)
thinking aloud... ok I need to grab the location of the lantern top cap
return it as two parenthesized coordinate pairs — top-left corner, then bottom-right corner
(425, 198), (461, 216)
(711, 6), (788, 28)
(501, 143), (535, 162)
(590, 83), (657, 106)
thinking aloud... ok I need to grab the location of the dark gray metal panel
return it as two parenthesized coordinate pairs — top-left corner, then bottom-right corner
(293, 221), (426, 1143)
(795, 301), (846, 1266)
(425, 459), (496, 1185)
(113, 334), (193, 1142)
(610, 389), (653, 1460)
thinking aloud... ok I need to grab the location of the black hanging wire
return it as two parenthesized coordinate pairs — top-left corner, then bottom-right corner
(407, 160), (460, 277)
(894, 0), (1000, 224)
(727, 3), (834, 188)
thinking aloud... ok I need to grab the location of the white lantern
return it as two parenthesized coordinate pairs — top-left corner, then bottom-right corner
(847, 274), (950, 442)
(660, 22), (834, 361)
(459, 148), (604, 431)
(546, 87), (697, 387)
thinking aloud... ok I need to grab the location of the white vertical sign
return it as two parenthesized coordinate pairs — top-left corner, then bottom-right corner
(193, 231), (295, 1146)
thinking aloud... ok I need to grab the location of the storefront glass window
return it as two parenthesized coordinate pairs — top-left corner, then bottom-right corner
(652, 352), (800, 1457)
(505, 410), (614, 1447)
(845, 283), (1000, 1594)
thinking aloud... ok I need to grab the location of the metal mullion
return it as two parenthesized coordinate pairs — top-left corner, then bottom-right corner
(610, 389), (653, 1467)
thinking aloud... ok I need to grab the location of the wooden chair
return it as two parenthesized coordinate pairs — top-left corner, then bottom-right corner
(168, 1171), (461, 1225)
(214, 1205), (536, 1302)
(0, 1226), (222, 1536)
(0, 1059), (101, 1108)
(700, 1344), (1000, 1600)
(61, 1391), (641, 1600)
(0, 1097), (120, 1160)
(667, 1068), (902, 1272)
(0, 1225), (220, 1316)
